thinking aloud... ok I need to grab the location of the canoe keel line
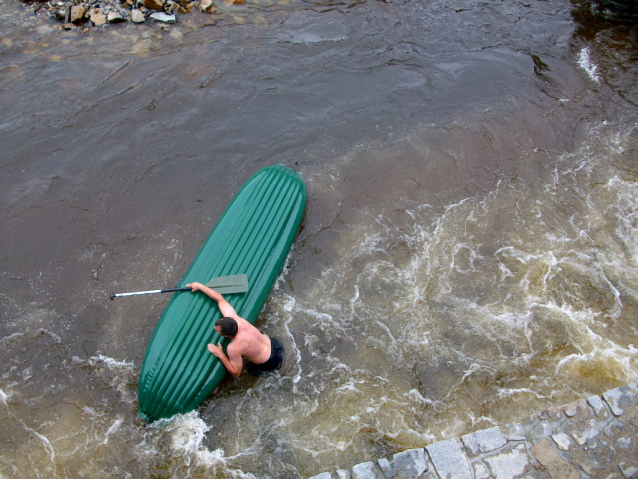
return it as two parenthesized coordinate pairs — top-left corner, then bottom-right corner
(138, 165), (306, 422)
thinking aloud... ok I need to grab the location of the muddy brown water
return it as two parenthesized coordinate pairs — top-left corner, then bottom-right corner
(1, 0), (638, 477)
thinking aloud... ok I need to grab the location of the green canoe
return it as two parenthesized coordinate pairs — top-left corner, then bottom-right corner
(138, 165), (306, 422)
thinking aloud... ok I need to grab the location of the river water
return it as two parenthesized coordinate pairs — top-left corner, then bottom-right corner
(1, 0), (638, 477)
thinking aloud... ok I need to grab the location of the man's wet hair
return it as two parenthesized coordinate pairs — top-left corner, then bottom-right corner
(215, 317), (238, 337)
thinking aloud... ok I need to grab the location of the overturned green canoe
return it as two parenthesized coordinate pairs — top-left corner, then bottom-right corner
(138, 165), (306, 422)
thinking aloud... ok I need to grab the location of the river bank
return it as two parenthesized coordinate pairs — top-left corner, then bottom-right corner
(311, 383), (638, 479)
(20, 0), (235, 27)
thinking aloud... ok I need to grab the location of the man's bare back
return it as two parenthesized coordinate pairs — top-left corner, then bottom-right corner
(187, 282), (275, 377)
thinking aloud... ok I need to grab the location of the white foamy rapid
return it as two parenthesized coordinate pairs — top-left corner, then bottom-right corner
(199, 121), (638, 474)
(578, 47), (601, 84)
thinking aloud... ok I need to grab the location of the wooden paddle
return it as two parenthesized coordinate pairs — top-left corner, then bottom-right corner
(110, 274), (249, 300)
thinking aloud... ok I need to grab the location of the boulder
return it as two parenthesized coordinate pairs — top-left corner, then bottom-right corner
(143, 0), (165, 10)
(150, 11), (176, 22)
(70, 5), (86, 23)
(107, 10), (125, 22)
(130, 9), (146, 22)
(89, 9), (107, 25)
(200, 0), (213, 12)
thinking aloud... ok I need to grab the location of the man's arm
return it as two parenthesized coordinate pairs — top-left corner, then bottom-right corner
(207, 342), (243, 377)
(187, 282), (238, 318)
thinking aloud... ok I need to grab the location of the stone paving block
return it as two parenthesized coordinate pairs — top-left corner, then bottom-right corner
(587, 395), (607, 418)
(378, 458), (394, 478)
(352, 461), (379, 479)
(473, 462), (490, 479)
(391, 448), (427, 479)
(604, 418), (625, 437)
(484, 444), (532, 479)
(551, 433), (571, 451)
(310, 473), (333, 479)
(570, 418), (600, 446)
(502, 422), (527, 441)
(530, 422), (554, 442)
(616, 437), (631, 449)
(336, 470), (352, 479)
(530, 438), (580, 479)
(541, 406), (564, 422)
(574, 455), (605, 476)
(462, 426), (507, 455)
(603, 384), (638, 417)
(564, 399), (593, 419)
(426, 439), (472, 479)
(619, 461), (638, 479)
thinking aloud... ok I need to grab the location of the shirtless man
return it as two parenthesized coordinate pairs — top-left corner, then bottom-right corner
(186, 282), (285, 377)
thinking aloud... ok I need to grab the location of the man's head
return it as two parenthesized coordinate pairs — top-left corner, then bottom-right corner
(215, 317), (238, 337)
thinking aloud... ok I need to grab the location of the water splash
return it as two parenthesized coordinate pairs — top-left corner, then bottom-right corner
(578, 47), (601, 84)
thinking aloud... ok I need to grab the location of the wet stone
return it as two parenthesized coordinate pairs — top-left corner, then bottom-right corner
(311, 474), (333, 479)
(604, 418), (625, 437)
(130, 9), (145, 22)
(551, 432), (572, 451)
(541, 406), (564, 422)
(200, 0), (213, 11)
(107, 10), (125, 22)
(483, 444), (531, 479)
(352, 462), (378, 479)
(462, 426), (507, 455)
(88, 8), (105, 24)
(426, 439), (472, 479)
(502, 422), (527, 441)
(530, 439), (580, 479)
(143, 0), (164, 9)
(377, 458), (394, 478)
(150, 12), (176, 22)
(616, 437), (631, 449)
(529, 421), (553, 442)
(619, 462), (638, 479)
(564, 399), (592, 419)
(603, 384), (638, 417)
(473, 462), (490, 479)
(587, 395), (608, 418)
(574, 455), (606, 476)
(391, 448), (427, 479)
(570, 419), (600, 446)
(70, 5), (86, 23)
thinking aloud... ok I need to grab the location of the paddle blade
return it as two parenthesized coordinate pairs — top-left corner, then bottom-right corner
(205, 274), (249, 294)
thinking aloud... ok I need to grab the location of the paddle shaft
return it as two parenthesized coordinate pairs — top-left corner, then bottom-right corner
(110, 288), (190, 300)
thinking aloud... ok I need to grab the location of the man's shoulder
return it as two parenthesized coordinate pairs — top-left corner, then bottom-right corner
(227, 334), (251, 352)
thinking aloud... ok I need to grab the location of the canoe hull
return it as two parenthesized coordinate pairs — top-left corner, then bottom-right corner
(138, 165), (306, 422)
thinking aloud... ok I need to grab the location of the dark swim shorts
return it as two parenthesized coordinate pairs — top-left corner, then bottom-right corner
(248, 337), (285, 376)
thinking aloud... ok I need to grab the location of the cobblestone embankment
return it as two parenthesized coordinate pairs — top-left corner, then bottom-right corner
(310, 383), (638, 479)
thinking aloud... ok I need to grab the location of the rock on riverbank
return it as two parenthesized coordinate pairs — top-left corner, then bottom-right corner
(22, 0), (244, 27)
